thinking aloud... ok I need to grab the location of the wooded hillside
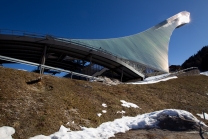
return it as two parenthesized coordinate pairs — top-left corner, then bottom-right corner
(182, 46), (208, 71)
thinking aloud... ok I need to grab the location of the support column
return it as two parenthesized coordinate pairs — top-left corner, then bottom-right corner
(121, 69), (123, 82)
(90, 56), (92, 75)
(40, 45), (47, 75)
(71, 72), (73, 79)
(90, 55), (92, 65)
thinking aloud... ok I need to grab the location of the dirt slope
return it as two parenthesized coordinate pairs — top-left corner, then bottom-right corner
(0, 67), (208, 138)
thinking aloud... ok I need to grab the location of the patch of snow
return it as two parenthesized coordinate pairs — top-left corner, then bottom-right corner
(102, 110), (107, 113)
(30, 109), (206, 139)
(120, 100), (139, 108)
(186, 131), (199, 134)
(0, 126), (15, 139)
(102, 103), (107, 107)
(97, 113), (102, 117)
(17, 69), (27, 71)
(59, 125), (71, 133)
(197, 113), (208, 120)
(200, 71), (208, 76)
(30, 126), (71, 139)
(29, 135), (51, 139)
(144, 73), (170, 81)
(66, 121), (74, 125)
(117, 110), (126, 114)
(130, 76), (177, 84)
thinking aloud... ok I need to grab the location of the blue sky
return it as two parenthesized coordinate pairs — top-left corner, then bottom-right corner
(0, 0), (208, 69)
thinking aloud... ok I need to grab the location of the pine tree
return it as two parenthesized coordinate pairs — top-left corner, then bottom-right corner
(181, 46), (208, 71)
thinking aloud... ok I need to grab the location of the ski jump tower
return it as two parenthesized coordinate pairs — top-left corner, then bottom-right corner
(0, 11), (190, 81)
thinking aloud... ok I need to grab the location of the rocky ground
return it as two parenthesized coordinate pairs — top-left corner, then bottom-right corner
(110, 112), (208, 139)
(111, 129), (208, 139)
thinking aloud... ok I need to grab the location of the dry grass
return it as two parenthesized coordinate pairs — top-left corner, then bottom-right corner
(0, 67), (208, 138)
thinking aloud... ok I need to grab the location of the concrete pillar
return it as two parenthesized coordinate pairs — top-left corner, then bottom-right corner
(71, 72), (73, 79)
(40, 45), (47, 75)
(121, 69), (123, 82)
(90, 56), (92, 75)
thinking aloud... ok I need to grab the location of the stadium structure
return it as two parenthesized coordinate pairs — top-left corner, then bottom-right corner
(0, 11), (190, 82)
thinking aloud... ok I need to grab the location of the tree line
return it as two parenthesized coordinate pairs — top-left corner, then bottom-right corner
(181, 46), (208, 71)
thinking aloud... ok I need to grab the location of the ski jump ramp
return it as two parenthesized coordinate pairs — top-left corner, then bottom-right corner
(0, 11), (190, 81)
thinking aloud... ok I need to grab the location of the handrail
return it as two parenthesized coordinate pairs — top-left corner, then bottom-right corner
(0, 55), (104, 81)
(170, 67), (198, 76)
(0, 29), (45, 39)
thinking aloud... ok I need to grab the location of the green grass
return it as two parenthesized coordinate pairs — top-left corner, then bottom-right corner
(0, 67), (208, 138)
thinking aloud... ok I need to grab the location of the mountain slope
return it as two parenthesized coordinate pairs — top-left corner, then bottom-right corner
(0, 67), (208, 138)
(182, 46), (208, 71)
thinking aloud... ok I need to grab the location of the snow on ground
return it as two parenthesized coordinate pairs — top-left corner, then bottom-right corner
(127, 73), (177, 85)
(200, 71), (208, 76)
(17, 69), (27, 71)
(117, 110), (125, 114)
(102, 103), (107, 107)
(102, 110), (107, 113)
(128, 71), (208, 85)
(27, 109), (205, 139)
(120, 100), (139, 108)
(0, 126), (15, 139)
(130, 76), (177, 84)
(197, 112), (208, 120)
(97, 113), (102, 117)
(2, 72), (206, 138)
(66, 121), (74, 125)
(144, 73), (170, 81)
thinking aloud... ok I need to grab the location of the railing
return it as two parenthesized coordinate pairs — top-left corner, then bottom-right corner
(146, 67), (199, 81)
(170, 67), (198, 76)
(0, 29), (45, 39)
(0, 55), (104, 82)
